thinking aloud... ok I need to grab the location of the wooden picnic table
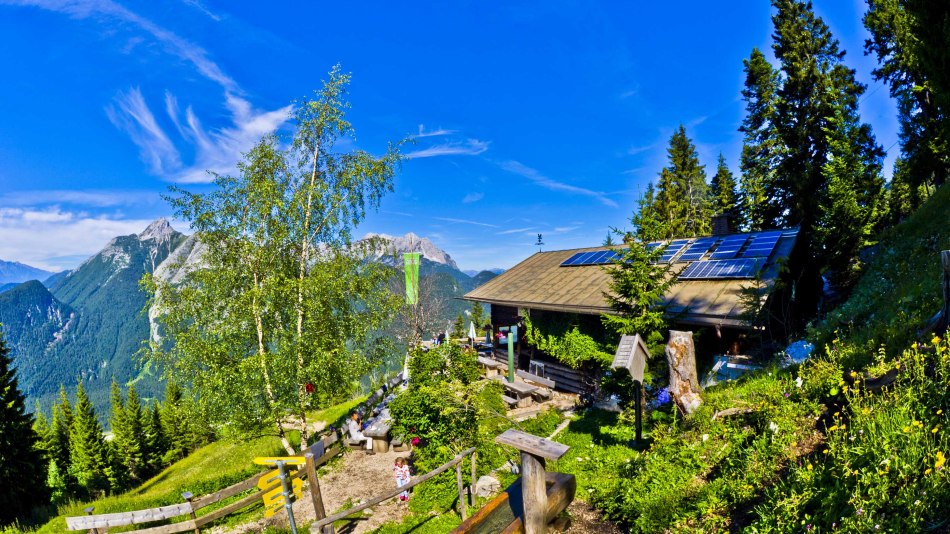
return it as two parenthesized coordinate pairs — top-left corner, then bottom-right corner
(478, 356), (507, 376)
(364, 409), (393, 453)
(503, 380), (538, 408)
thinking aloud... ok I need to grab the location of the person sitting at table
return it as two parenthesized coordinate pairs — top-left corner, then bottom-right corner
(346, 412), (375, 455)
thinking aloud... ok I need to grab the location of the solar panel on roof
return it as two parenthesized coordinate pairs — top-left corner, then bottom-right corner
(560, 249), (625, 267)
(677, 237), (718, 262)
(678, 258), (760, 280)
(740, 231), (783, 258)
(709, 235), (750, 260)
(656, 239), (690, 263)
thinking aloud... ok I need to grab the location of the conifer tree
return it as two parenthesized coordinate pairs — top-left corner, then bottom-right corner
(143, 402), (168, 474)
(159, 380), (187, 463)
(636, 126), (710, 241)
(710, 154), (741, 230)
(631, 182), (664, 241)
(0, 330), (49, 524)
(51, 385), (73, 469)
(110, 380), (146, 486)
(68, 380), (109, 497)
(738, 47), (782, 231)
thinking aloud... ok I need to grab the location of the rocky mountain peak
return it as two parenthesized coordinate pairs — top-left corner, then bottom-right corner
(360, 232), (459, 270)
(139, 218), (176, 242)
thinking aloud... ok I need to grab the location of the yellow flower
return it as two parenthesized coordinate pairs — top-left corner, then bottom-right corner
(913, 420), (923, 428)
(850, 371), (858, 378)
(863, 407), (871, 415)
(791, 441), (798, 448)
(933, 427), (940, 434)
(936, 451), (946, 470)
(834, 412), (840, 418)
(807, 463), (813, 471)
(925, 468), (933, 475)
(904, 426), (911, 433)
(840, 424), (846, 430)
(843, 385), (849, 393)
(938, 410), (944, 415)
(823, 449), (830, 454)
(829, 425), (839, 431)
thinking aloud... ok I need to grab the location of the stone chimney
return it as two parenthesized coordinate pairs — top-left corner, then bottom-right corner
(711, 215), (731, 236)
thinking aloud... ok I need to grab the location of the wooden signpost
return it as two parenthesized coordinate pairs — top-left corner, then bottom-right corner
(495, 429), (570, 534)
(611, 334), (649, 442)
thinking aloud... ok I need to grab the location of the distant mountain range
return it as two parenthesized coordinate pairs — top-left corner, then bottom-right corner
(0, 259), (54, 285)
(0, 222), (496, 415)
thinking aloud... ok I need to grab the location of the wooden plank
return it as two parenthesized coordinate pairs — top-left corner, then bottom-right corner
(66, 503), (194, 530)
(193, 489), (263, 528)
(495, 429), (569, 461)
(516, 370), (555, 389)
(520, 452), (546, 534)
(311, 447), (476, 531)
(126, 519), (198, 534)
(451, 472), (575, 534)
(503, 381), (537, 396)
(501, 395), (518, 407)
(456, 462), (467, 521)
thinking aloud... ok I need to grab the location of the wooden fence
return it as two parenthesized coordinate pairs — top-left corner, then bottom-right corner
(65, 434), (341, 534)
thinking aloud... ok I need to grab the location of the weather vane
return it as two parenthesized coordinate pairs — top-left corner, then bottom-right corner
(535, 233), (544, 252)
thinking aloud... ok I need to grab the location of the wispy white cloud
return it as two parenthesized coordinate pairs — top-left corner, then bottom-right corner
(180, 0), (220, 21)
(500, 160), (619, 208)
(406, 139), (489, 159)
(106, 87), (181, 174)
(553, 226), (580, 233)
(462, 192), (484, 204)
(434, 217), (497, 228)
(4, 0), (293, 183)
(627, 142), (659, 156)
(0, 207), (160, 271)
(0, 189), (160, 208)
(414, 124), (457, 138)
(497, 226), (535, 235)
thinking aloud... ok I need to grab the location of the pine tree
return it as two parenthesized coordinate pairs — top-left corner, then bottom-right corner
(470, 301), (485, 332)
(452, 313), (465, 339)
(0, 329), (49, 524)
(51, 385), (73, 469)
(110, 380), (146, 487)
(143, 402), (168, 475)
(710, 154), (741, 230)
(631, 182), (664, 241)
(68, 381), (110, 497)
(738, 47), (782, 231)
(636, 126), (710, 241)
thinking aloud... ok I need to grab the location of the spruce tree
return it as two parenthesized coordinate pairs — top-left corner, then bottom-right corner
(710, 154), (741, 231)
(68, 381), (109, 497)
(143, 402), (168, 475)
(160, 380), (187, 463)
(738, 47), (782, 231)
(0, 330), (49, 524)
(642, 126), (710, 240)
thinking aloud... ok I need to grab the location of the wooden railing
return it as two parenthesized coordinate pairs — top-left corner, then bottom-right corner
(309, 446), (477, 532)
(66, 435), (341, 534)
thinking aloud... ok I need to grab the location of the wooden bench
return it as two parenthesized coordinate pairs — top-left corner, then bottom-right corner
(503, 381), (537, 408)
(477, 356), (507, 377)
(517, 369), (555, 389)
(501, 395), (519, 408)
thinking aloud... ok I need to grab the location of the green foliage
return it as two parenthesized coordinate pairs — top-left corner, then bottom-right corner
(452, 313), (465, 339)
(0, 329), (48, 525)
(67, 381), (109, 498)
(148, 66), (404, 451)
(710, 153), (741, 230)
(634, 125), (710, 240)
(522, 313), (613, 369)
(601, 238), (676, 358)
(738, 47), (782, 232)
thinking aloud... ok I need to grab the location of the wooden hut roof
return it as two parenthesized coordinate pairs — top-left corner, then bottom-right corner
(463, 228), (798, 329)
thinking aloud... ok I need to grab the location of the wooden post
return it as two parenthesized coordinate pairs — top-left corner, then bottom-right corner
(665, 330), (702, 415)
(940, 250), (950, 333)
(456, 461), (467, 520)
(181, 492), (200, 534)
(305, 449), (334, 534)
(469, 451), (477, 507)
(83, 507), (98, 534)
(495, 429), (570, 534)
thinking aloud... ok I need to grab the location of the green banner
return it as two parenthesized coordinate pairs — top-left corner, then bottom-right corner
(404, 252), (421, 305)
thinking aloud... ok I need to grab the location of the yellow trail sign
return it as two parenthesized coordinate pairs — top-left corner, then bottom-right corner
(253, 456), (306, 466)
(262, 479), (303, 518)
(257, 467), (301, 491)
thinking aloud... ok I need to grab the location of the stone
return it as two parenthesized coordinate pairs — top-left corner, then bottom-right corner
(475, 475), (501, 497)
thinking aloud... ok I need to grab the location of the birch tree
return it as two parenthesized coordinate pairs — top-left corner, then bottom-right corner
(145, 66), (404, 453)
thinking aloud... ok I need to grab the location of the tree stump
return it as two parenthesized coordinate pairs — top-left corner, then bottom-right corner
(665, 330), (702, 415)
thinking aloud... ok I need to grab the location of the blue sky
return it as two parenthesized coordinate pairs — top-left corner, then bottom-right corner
(0, 0), (898, 272)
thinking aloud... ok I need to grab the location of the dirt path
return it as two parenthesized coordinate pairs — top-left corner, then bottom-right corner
(209, 447), (411, 534)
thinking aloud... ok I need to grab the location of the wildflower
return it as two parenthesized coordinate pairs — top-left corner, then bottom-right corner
(829, 425), (839, 431)
(843, 385), (849, 393)
(938, 410), (944, 415)
(702, 434), (709, 442)
(913, 420), (923, 428)
(936, 451), (946, 470)
(925, 468), (933, 475)
(850, 371), (858, 378)
(933, 427), (940, 434)
(795, 376), (803, 388)
(862, 407), (871, 415)
(857, 508), (863, 515)
(791, 441), (798, 448)
(807, 463), (813, 471)
(769, 421), (779, 434)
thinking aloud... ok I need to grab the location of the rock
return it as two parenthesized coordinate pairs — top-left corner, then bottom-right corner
(475, 475), (501, 497)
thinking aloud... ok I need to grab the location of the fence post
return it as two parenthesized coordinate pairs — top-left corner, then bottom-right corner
(456, 462), (467, 520)
(469, 451), (477, 507)
(83, 507), (98, 534)
(495, 429), (570, 534)
(305, 449), (334, 534)
(181, 492), (200, 534)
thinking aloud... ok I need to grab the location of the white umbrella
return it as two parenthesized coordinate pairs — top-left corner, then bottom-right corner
(468, 321), (477, 347)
